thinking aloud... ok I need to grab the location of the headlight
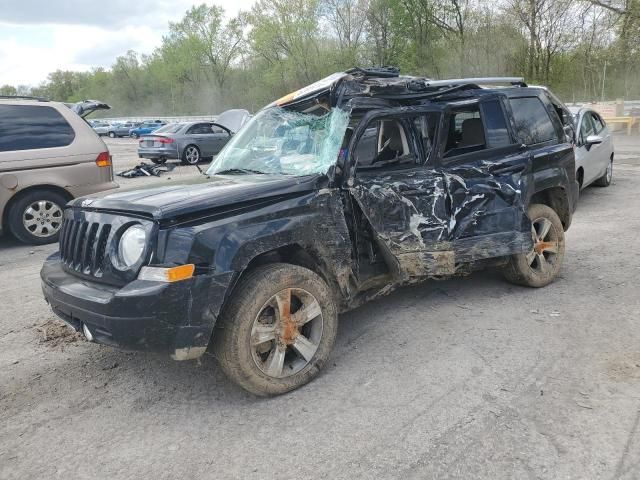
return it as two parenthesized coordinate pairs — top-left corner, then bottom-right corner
(118, 225), (146, 267)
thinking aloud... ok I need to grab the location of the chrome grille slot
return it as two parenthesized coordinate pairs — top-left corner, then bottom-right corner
(59, 218), (110, 277)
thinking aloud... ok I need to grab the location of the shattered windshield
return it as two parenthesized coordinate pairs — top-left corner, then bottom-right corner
(207, 107), (350, 176)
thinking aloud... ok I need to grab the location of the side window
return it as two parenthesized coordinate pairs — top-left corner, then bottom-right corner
(509, 97), (558, 145)
(0, 104), (75, 152)
(354, 118), (414, 170)
(580, 113), (595, 143)
(480, 100), (511, 148)
(211, 124), (228, 134)
(187, 123), (212, 134)
(444, 104), (485, 158)
(591, 112), (604, 133)
(412, 112), (440, 161)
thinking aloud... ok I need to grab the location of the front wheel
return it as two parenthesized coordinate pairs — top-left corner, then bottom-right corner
(594, 158), (613, 187)
(108, 131), (116, 138)
(213, 263), (338, 396)
(130, 133), (138, 139)
(502, 203), (565, 288)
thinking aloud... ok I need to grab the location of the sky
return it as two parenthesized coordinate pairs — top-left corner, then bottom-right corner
(0, 0), (256, 86)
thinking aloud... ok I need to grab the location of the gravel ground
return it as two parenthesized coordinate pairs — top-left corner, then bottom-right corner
(1, 135), (640, 480)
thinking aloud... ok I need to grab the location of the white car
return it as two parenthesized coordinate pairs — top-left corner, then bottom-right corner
(570, 107), (614, 189)
(91, 121), (113, 136)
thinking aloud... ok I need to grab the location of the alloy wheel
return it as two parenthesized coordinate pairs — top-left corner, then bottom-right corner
(185, 146), (200, 164)
(526, 217), (559, 274)
(250, 288), (324, 378)
(22, 200), (63, 238)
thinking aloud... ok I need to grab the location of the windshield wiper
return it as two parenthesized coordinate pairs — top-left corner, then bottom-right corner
(214, 168), (267, 175)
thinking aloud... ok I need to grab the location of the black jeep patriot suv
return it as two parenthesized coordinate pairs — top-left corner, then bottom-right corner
(41, 68), (579, 395)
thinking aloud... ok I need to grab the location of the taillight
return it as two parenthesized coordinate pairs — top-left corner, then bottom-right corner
(95, 151), (111, 167)
(157, 137), (174, 144)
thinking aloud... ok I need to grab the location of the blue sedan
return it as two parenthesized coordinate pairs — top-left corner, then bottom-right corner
(129, 122), (166, 138)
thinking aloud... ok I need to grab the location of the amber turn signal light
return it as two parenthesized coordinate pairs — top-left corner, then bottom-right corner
(138, 264), (195, 283)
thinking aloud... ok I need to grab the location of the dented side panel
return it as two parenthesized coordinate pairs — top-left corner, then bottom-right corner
(349, 153), (533, 280)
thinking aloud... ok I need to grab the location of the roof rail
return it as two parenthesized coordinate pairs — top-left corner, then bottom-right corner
(346, 66), (400, 78)
(0, 95), (49, 101)
(424, 77), (527, 88)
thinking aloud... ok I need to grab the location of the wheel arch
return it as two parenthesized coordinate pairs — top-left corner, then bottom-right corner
(221, 243), (346, 316)
(529, 186), (570, 231)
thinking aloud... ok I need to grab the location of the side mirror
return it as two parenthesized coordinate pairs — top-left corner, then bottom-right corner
(586, 135), (603, 146)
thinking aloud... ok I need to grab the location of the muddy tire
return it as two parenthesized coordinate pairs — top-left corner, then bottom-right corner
(213, 263), (338, 396)
(502, 203), (565, 288)
(8, 189), (67, 245)
(594, 157), (613, 187)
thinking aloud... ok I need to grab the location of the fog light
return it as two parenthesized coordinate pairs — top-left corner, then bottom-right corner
(82, 323), (94, 342)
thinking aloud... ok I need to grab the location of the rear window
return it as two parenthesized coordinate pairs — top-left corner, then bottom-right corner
(0, 104), (75, 152)
(509, 97), (557, 145)
(155, 123), (184, 134)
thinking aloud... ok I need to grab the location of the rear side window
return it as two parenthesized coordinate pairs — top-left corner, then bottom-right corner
(0, 104), (75, 152)
(187, 123), (213, 134)
(480, 100), (511, 148)
(509, 97), (557, 145)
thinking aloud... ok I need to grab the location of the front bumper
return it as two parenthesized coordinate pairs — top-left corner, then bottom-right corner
(41, 253), (234, 359)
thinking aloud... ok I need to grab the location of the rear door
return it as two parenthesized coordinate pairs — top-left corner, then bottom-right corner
(435, 98), (533, 264)
(186, 123), (216, 155)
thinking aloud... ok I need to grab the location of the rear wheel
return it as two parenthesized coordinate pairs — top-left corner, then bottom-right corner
(594, 157), (613, 187)
(108, 131), (116, 138)
(8, 189), (67, 245)
(182, 145), (201, 165)
(214, 263), (338, 396)
(130, 133), (139, 139)
(502, 203), (565, 288)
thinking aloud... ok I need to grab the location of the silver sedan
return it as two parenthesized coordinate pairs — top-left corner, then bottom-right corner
(137, 109), (251, 165)
(137, 121), (233, 165)
(570, 107), (615, 189)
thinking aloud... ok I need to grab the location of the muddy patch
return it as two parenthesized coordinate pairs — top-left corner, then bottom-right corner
(36, 319), (83, 347)
(606, 352), (640, 382)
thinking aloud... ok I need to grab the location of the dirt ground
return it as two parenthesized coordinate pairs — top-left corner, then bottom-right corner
(1, 135), (640, 479)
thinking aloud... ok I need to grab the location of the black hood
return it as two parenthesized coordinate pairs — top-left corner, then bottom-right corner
(70, 174), (325, 220)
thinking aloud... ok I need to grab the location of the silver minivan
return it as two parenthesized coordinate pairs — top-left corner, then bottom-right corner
(0, 97), (118, 244)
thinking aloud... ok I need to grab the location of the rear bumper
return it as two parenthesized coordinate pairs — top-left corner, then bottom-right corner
(40, 253), (234, 359)
(138, 147), (179, 160)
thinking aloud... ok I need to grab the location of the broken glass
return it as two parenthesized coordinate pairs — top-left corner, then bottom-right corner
(207, 107), (350, 176)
